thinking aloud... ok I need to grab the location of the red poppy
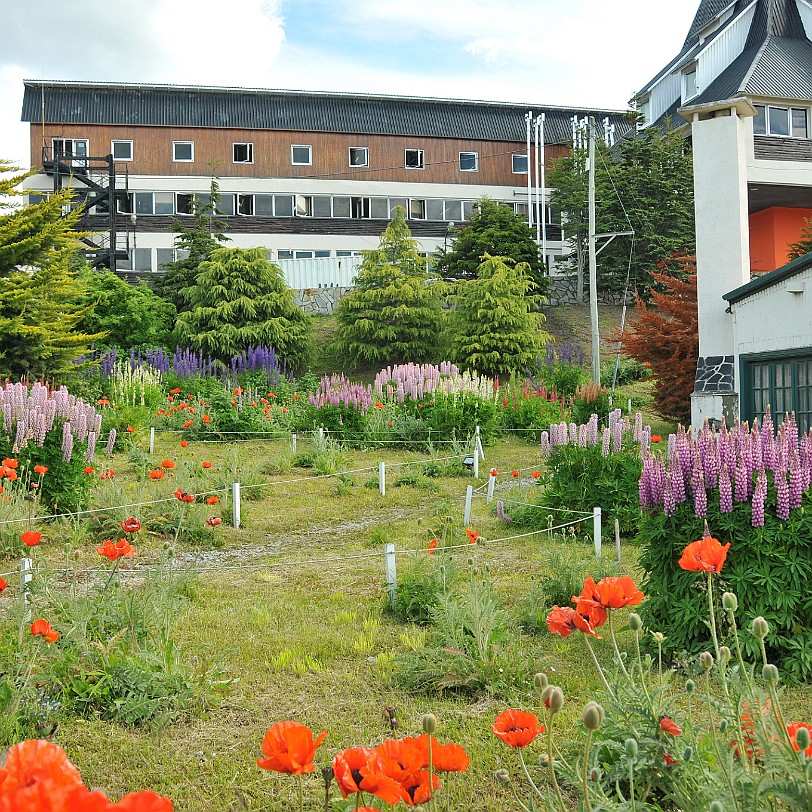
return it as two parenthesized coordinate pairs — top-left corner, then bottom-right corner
(149, 469), (165, 480)
(660, 716), (682, 736)
(282, 407), (288, 414)
(170, 387), (181, 395)
(97, 539), (136, 561)
(427, 538), (438, 555)
(492, 709), (544, 748)
(30, 619), (60, 643)
(400, 769), (440, 804)
(0, 739), (83, 791)
(161, 460), (175, 470)
(531, 471), (541, 479)
(572, 578), (609, 628)
(511, 469), (519, 477)
(100, 470), (115, 480)
(84, 466), (96, 474)
(21, 530), (41, 547)
(2, 458), (18, 469)
(678, 536), (730, 573)
(206, 517), (222, 527)
(257, 721), (327, 774)
(651, 434), (662, 443)
(120, 517), (141, 534)
(174, 488), (195, 503)
(33, 465), (48, 475)
(375, 737), (426, 781)
(787, 722), (812, 757)
(126, 426), (135, 433)
(202, 461), (212, 469)
(415, 735), (470, 772)
(182, 420), (194, 429)
(663, 753), (679, 766)
(592, 576), (645, 609)
(546, 605), (577, 637)
(0, 577), (6, 592)
(466, 528), (479, 544)
(205, 495), (220, 505)
(180, 440), (189, 448)
(490, 468), (498, 476)
(201, 415), (211, 424)
(333, 747), (379, 798)
(572, 611), (604, 638)
(110, 790), (174, 811)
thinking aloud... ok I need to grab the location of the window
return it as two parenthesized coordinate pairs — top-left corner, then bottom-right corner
(28, 193), (48, 206)
(312, 196), (332, 217)
(409, 199), (426, 220)
(426, 199), (445, 221)
(154, 192), (174, 215)
(462, 201), (475, 220)
(459, 152), (478, 172)
(683, 66), (698, 100)
(332, 197), (351, 218)
(176, 193), (195, 215)
(746, 354), (812, 432)
(512, 153), (528, 174)
(217, 194), (235, 216)
(370, 198), (389, 219)
(134, 192), (154, 215)
(295, 251), (313, 259)
(753, 105), (809, 138)
(255, 194), (274, 216)
(52, 138), (89, 167)
(349, 147), (369, 167)
(274, 195), (294, 216)
(156, 249), (174, 270)
(277, 250), (294, 260)
(389, 198), (408, 217)
(295, 195), (312, 217)
(444, 200), (463, 221)
(133, 248), (152, 272)
(233, 143), (253, 163)
(405, 149), (424, 169)
(173, 141), (194, 162)
(314, 250), (331, 258)
(237, 194), (254, 216)
(111, 140), (133, 161)
(292, 145), (312, 165)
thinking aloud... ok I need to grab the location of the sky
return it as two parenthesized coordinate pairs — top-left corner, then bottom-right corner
(1, 0), (700, 168)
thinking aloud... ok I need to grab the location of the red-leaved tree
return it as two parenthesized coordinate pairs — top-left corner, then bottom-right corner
(619, 254), (698, 424)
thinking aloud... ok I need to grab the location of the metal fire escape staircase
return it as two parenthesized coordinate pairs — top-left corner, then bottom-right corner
(41, 147), (132, 272)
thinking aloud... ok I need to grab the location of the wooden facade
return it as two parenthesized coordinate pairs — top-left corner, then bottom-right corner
(30, 123), (568, 186)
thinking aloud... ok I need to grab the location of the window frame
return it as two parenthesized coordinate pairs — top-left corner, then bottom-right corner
(349, 146), (369, 167)
(683, 66), (699, 101)
(405, 148), (424, 170)
(291, 144), (312, 166)
(172, 141), (194, 162)
(512, 153), (529, 174)
(52, 137), (89, 167)
(742, 349), (812, 433)
(459, 151), (479, 172)
(232, 142), (254, 164)
(111, 139), (133, 161)
(753, 104), (809, 138)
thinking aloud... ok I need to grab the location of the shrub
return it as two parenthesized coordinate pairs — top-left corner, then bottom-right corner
(388, 554), (456, 625)
(496, 377), (564, 433)
(601, 355), (651, 387)
(419, 391), (498, 444)
(530, 342), (588, 397)
(569, 381), (611, 424)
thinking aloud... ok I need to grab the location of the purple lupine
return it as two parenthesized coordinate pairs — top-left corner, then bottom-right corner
(601, 427), (611, 458)
(612, 418), (624, 454)
(496, 499), (512, 523)
(734, 456), (749, 502)
(693, 469), (707, 518)
(663, 472), (676, 517)
(61, 422), (74, 462)
(719, 464), (733, 513)
(752, 469), (767, 527)
(105, 428), (116, 457)
(775, 468), (790, 520)
(671, 450), (687, 503)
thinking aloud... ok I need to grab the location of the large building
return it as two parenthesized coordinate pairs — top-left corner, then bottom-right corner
(637, 0), (812, 431)
(20, 80), (629, 285)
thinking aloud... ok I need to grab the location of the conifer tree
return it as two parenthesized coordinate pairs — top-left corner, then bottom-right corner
(333, 207), (445, 366)
(447, 254), (550, 378)
(175, 246), (311, 371)
(787, 216), (812, 262)
(0, 160), (98, 378)
(620, 253), (698, 423)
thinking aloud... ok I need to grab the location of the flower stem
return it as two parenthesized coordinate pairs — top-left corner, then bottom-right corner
(297, 774), (303, 812)
(608, 611), (632, 682)
(546, 716), (567, 812)
(632, 629), (652, 708)
(518, 749), (545, 800)
(628, 755), (636, 812)
(706, 572), (721, 662)
(582, 730), (594, 812)
(583, 635), (615, 699)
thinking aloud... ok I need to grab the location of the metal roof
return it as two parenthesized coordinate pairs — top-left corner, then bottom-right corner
(684, 0), (743, 48)
(724, 249), (812, 302)
(744, 0), (806, 48)
(21, 81), (630, 146)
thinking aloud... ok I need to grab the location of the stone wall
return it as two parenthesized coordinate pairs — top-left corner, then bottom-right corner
(293, 286), (351, 316)
(546, 276), (627, 306)
(693, 355), (735, 393)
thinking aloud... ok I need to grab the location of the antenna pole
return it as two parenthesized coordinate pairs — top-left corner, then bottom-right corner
(588, 116), (600, 384)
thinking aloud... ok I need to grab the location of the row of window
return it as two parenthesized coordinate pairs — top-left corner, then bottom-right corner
(121, 247), (364, 272)
(116, 191), (559, 224)
(53, 137), (531, 173)
(753, 104), (809, 139)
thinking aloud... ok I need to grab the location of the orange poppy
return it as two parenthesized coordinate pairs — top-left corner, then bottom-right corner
(110, 790), (174, 811)
(182, 420), (194, 429)
(97, 539), (136, 561)
(174, 489), (195, 503)
(0, 577), (6, 592)
(126, 426), (135, 433)
(30, 619), (60, 643)
(257, 721), (327, 774)
(282, 407), (288, 414)
(293, 394), (301, 399)
(427, 538), (438, 555)
(333, 747), (378, 798)
(0, 739), (83, 791)
(592, 576), (645, 609)
(2, 458), (18, 469)
(466, 528), (479, 544)
(511, 470), (519, 477)
(205, 495), (220, 505)
(651, 434), (662, 443)
(787, 722), (812, 757)
(100, 470), (115, 480)
(678, 536), (730, 573)
(170, 388), (181, 395)
(206, 517), (222, 526)
(572, 611), (604, 638)
(1, 467), (17, 481)
(161, 460), (175, 470)
(415, 735), (469, 772)
(33, 465), (48, 475)
(660, 716), (682, 736)
(149, 469), (165, 480)
(492, 709), (544, 748)
(21, 530), (41, 547)
(490, 468), (498, 476)
(201, 415), (211, 424)
(120, 517), (141, 534)
(546, 605), (577, 638)
(180, 440), (189, 448)
(572, 578), (609, 628)
(84, 466), (96, 474)
(202, 461), (212, 469)
(531, 471), (541, 479)
(400, 769), (440, 805)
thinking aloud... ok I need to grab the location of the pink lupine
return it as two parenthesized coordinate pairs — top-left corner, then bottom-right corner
(751, 469), (767, 527)
(719, 464), (733, 513)
(692, 467), (707, 518)
(775, 468), (790, 521)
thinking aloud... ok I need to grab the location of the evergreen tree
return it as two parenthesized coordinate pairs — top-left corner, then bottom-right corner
(157, 177), (229, 311)
(435, 198), (547, 293)
(175, 247), (311, 371)
(549, 121), (695, 295)
(333, 207), (445, 366)
(619, 253), (698, 424)
(447, 254), (550, 378)
(0, 160), (98, 378)
(787, 216), (812, 262)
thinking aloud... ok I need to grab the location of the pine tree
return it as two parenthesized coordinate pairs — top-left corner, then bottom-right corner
(787, 216), (812, 262)
(448, 254), (550, 378)
(435, 198), (547, 293)
(619, 253), (698, 423)
(0, 160), (99, 378)
(175, 246), (311, 371)
(333, 207), (445, 367)
(157, 177), (229, 311)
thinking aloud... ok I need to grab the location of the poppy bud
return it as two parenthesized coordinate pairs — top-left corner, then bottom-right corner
(709, 802), (725, 812)
(625, 738), (638, 759)
(582, 701), (604, 731)
(651, 631), (665, 644)
(685, 679), (695, 694)
(321, 766), (333, 788)
(534, 672), (548, 690)
(719, 719), (728, 733)
(719, 646), (731, 664)
(547, 687), (565, 714)
(751, 616), (769, 640)
(682, 745), (694, 762)
(722, 592), (738, 612)
(628, 613), (643, 632)
(421, 713), (437, 734)
(700, 652), (714, 671)
(762, 663), (779, 683)
(494, 768), (511, 785)
(589, 767), (602, 781)
(796, 726), (811, 752)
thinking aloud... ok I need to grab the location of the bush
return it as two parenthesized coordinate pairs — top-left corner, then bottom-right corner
(388, 554), (456, 625)
(419, 392), (498, 444)
(569, 382), (611, 425)
(601, 356), (651, 387)
(530, 342), (588, 398)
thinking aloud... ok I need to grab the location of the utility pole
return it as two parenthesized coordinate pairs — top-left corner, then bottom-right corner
(588, 116), (600, 385)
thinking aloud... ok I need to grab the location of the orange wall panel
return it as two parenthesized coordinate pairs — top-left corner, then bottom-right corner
(749, 206), (812, 273)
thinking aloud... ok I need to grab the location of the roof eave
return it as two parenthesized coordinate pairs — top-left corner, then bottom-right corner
(723, 252), (812, 303)
(678, 95), (757, 120)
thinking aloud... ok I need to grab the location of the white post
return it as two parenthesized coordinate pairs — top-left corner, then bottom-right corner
(486, 471), (496, 503)
(473, 450), (479, 479)
(291, 432), (297, 454)
(318, 427), (324, 441)
(20, 557), (33, 603)
(149, 427), (155, 454)
(614, 517), (622, 563)
(379, 461), (386, 496)
(593, 507), (602, 557)
(385, 542), (397, 608)
(232, 482), (241, 528)
(464, 485), (473, 525)
(627, 398), (632, 415)
(475, 425), (485, 460)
